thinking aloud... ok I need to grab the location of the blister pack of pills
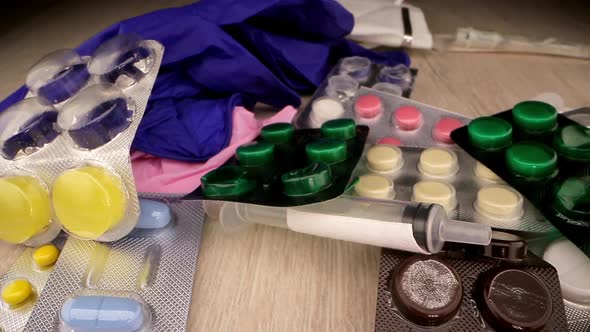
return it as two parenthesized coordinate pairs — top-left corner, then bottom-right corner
(0, 239), (64, 332)
(21, 197), (204, 332)
(451, 101), (590, 255)
(190, 121), (369, 207)
(348, 143), (553, 233)
(296, 87), (470, 147)
(0, 34), (164, 246)
(293, 57), (418, 129)
(375, 232), (568, 332)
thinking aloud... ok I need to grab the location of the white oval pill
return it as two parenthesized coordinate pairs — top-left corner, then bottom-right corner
(475, 185), (524, 221)
(355, 174), (395, 199)
(543, 238), (590, 306)
(412, 180), (457, 213)
(418, 147), (459, 177)
(367, 145), (403, 174)
(310, 97), (345, 127)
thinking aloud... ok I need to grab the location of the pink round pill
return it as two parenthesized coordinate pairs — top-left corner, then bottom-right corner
(393, 105), (423, 131)
(432, 118), (464, 144)
(377, 137), (402, 146)
(354, 94), (383, 119)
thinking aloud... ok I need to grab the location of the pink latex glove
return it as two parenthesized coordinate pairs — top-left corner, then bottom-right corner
(131, 106), (297, 193)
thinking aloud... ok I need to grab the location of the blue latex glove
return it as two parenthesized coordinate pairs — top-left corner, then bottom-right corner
(0, 0), (409, 162)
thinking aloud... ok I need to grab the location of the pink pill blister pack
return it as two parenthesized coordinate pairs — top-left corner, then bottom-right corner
(297, 85), (471, 148)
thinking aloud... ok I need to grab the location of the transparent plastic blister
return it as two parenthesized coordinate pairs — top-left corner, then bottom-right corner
(297, 86), (470, 147)
(0, 36), (164, 245)
(0, 238), (64, 332)
(348, 144), (553, 233)
(563, 107), (590, 128)
(375, 234), (569, 331)
(26, 49), (91, 105)
(23, 198), (205, 332)
(294, 57), (418, 129)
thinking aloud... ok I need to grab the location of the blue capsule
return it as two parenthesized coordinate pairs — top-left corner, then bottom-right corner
(60, 295), (148, 332)
(136, 199), (172, 229)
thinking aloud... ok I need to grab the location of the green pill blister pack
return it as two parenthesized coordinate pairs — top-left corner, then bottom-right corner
(189, 120), (369, 207)
(451, 101), (590, 255)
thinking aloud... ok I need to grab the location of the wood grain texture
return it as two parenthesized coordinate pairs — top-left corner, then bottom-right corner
(0, 1), (589, 331)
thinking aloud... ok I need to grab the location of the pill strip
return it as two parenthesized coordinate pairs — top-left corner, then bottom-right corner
(348, 145), (553, 232)
(23, 198), (204, 332)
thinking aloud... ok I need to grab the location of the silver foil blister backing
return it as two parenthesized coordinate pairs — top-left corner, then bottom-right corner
(23, 198), (204, 332)
(0, 237), (65, 332)
(348, 145), (554, 233)
(0, 40), (164, 244)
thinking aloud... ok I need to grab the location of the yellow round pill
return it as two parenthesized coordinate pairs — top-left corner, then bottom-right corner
(412, 180), (457, 213)
(52, 166), (127, 239)
(355, 174), (395, 199)
(2, 279), (33, 307)
(0, 175), (51, 244)
(418, 147), (459, 177)
(33, 244), (60, 268)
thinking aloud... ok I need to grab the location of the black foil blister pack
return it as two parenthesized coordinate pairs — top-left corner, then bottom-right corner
(375, 233), (568, 332)
(451, 102), (590, 255)
(189, 122), (369, 207)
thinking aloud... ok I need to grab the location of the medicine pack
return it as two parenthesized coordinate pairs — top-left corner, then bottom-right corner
(0, 34), (164, 246)
(294, 57), (418, 129)
(348, 143), (553, 233)
(375, 232), (568, 331)
(20, 197), (204, 332)
(190, 121), (369, 207)
(451, 102), (590, 255)
(297, 86), (470, 147)
(0, 239), (64, 332)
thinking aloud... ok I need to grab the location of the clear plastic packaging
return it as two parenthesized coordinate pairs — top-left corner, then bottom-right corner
(325, 74), (359, 101)
(377, 64), (413, 91)
(26, 49), (91, 105)
(339, 56), (372, 83)
(88, 33), (155, 87)
(0, 97), (59, 160)
(58, 84), (135, 150)
(0, 169), (61, 246)
(0, 36), (164, 245)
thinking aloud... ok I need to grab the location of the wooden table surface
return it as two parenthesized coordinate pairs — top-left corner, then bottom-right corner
(0, 1), (589, 331)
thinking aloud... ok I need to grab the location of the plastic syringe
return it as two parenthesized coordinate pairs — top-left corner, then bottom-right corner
(216, 195), (492, 254)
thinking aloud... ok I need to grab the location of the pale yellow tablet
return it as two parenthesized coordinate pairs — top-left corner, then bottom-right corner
(418, 147), (459, 177)
(475, 185), (523, 220)
(367, 144), (403, 174)
(474, 162), (502, 182)
(412, 180), (457, 212)
(355, 174), (395, 199)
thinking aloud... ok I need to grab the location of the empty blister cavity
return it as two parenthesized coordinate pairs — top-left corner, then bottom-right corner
(0, 98), (59, 160)
(88, 33), (155, 87)
(389, 255), (463, 326)
(355, 174), (395, 199)
(553, 176), (590, 221)
(325, 74), (359, 101)
(26, 49), (90, 104)
(475, 185), (524, 221)
(52, 164), (129, 240)
(418, 147), (459, 178)
(58, 84), (135, 150)
(412, 180), (457, 215)
(339, 56), (371, 83)
(377, 64), (412, 91)
(367, 144), (403, 174)
(310, 97), (345, 127)
(371, 82), (402, 96)
(0, 170), (59, 246)
(60, 292), (151, 332)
